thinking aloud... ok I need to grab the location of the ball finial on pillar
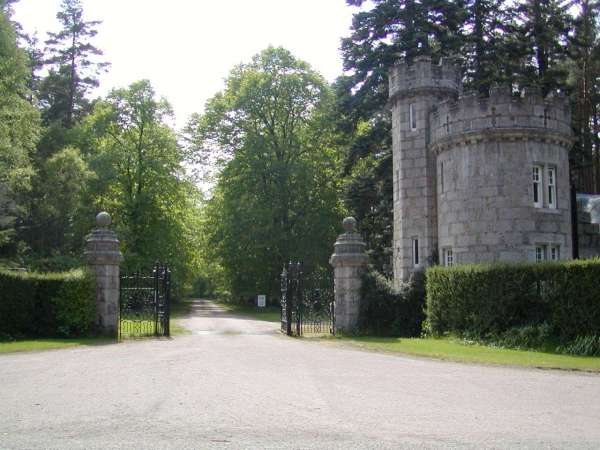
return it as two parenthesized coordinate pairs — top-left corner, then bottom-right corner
(342, 216), (357, 233)
(96, 211), (112, 228)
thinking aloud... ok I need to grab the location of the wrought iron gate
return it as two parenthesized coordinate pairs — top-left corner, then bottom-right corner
(280, 261), (334, 336)
(119, 263), (171, 339)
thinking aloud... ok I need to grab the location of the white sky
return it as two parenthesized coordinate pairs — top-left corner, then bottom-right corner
(13, 0), (356, 129)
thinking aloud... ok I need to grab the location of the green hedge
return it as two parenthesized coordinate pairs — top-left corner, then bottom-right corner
(426, 258), (600, 341)
(359, 269), (425, 337)
(0, 269), (96, 339)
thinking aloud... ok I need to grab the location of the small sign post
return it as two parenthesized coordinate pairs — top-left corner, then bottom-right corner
(257, 295), (266, 308)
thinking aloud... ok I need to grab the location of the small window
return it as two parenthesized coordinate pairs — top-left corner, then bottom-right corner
(409, 103), (417, 131)
(547, 167), (556, 209)
(532, 166), (542, 208)
(535, 245), (546, 263)
(443, 248), (453, 267)
(550, 245), (560, 261)
(440, 162), (444, 193)
(412, 238), (419, 266)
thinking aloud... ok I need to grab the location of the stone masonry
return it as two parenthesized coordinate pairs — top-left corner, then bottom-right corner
(330, 217), (368, 333)
(84, 212), (122, 336)
(389, 56), (574, 285)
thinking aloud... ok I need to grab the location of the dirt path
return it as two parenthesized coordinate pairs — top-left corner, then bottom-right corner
(1, 300), (599, 449)
(177, 298), (279, 336)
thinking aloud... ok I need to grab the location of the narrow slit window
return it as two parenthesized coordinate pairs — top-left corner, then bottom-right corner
(547, 167), (556, 209)
(440, 162), (444, 193)
(409, 103), (417, 131)
(533, 166), (542, 208)
(412, 238), (419, 266)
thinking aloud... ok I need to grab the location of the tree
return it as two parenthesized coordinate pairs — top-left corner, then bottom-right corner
(516, 0), (572, 94)
(0, 3), (40, 260)
(41, 0), (108, 127)
(567, 0), (600, 190)
(186, 47), (343, 301)
(82, 80), (202, 297)
(21, 147), (93, 258)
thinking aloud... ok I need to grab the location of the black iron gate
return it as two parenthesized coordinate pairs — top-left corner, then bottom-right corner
(119, 263), (171, 339)
(280, 261), (334, 336)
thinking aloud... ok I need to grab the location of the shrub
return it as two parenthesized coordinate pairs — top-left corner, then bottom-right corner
(559, 336), (600, 357)
(426, 258), (600, 342)
(0, 269), (95, 339)
(358, 268), (425, 336)
(474, 323), (557, 351)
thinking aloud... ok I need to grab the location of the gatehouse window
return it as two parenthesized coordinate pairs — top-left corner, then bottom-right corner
(409, 103), (417, 131)
(535, 245), (545, 262)
(547, 167), (556, 209)
(533, 166), (542, 208)
(535, 244), (560, 262)
(550, 245), (560, 261)
(412, 238), (419, 266)
(532, 164), (557, 209)
(443, 248), (453, 266)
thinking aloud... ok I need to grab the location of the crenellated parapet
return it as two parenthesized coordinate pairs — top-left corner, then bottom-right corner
(429, 86), (572, 152)
(388, 55), (461, 102)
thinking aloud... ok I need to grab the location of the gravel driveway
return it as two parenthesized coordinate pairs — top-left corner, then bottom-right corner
(1, 299), (599, 449)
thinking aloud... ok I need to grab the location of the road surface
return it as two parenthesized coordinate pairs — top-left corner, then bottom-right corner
(1, 299), (599, 449)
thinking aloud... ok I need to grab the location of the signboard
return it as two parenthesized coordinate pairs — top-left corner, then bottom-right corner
(257, 295), (266, 308)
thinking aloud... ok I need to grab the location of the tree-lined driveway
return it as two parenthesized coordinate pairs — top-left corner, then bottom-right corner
(1, 299), (599, 449)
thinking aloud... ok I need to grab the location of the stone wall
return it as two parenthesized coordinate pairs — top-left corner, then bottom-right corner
(436, 139), (572, 263)
(389, 56), (459, 285)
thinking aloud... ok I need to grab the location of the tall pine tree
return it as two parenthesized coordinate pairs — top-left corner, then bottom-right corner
(41, 0), (108, 128)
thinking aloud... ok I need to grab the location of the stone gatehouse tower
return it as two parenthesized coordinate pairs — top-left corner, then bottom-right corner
(389, 56), (573, 284)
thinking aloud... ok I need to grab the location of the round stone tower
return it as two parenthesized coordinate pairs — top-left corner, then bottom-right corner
(388, 55), (460, 285)
(430, 86), (573, 265)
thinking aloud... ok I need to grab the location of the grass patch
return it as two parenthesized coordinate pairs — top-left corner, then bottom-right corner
(217, 301), (280, 323)
(329, 336), (600, 372)
(0, 337), (114, 354)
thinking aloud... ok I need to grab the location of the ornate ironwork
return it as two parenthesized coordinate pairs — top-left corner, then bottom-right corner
(119, 263), (171, 339)
(280, 261), (334, 336)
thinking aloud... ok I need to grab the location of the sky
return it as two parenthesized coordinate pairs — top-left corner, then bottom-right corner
(13, 0), (357, 129)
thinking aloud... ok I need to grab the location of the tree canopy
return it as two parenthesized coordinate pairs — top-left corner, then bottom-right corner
(186, 47), (343, 301)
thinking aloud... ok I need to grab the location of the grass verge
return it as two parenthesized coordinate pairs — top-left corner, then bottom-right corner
(217, 301), (280, 323)
(327, 336), (600, 372)
(1, 300), (194, 353)
(0, 337), (114, 354)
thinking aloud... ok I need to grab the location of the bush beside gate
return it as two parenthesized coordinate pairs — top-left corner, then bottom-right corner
(0, 269), (95, 339)
(425, 258), (600, 342)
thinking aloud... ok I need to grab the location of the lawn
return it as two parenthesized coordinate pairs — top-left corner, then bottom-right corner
(1, 300), (193, 354)
(217, 301), (280, 322)
(0, 337), (114, 354)
(331, 336), (600, 372)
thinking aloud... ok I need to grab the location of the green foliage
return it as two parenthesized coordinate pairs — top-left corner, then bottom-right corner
(560, 335), (600, 357)
(358, 268), (425, 337)
(471, 323), (557, 351)
(41, 0), (109, 127)
(0, 268), (95, 339)
(81, 80), (203, 299)
(0, 5), (40, 258)
(187, 47), (344, 300)
(426, 259), (600, 342)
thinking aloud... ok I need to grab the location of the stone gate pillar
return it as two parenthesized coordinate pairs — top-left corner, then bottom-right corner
(330, 217), (368, 333)
(84, 212), (122, 337)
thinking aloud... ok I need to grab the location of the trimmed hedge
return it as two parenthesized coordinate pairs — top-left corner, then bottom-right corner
(0, 269), (96, 339)
(359, 268), (425, 337)
(426, 258), (600, 341)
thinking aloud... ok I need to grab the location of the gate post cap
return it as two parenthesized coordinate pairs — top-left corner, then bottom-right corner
(342, 217), (357, 233)
(96, 211), (112, 228)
